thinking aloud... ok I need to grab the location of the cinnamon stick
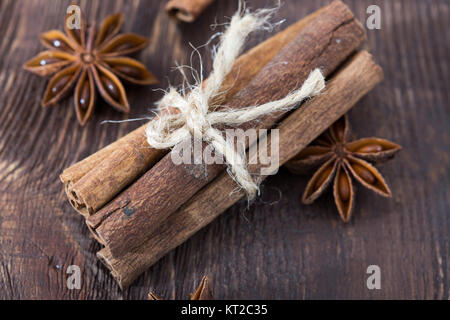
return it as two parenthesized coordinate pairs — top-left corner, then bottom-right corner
(88, 0), (366, 257)
(98, 51), (384, 288)
(62, 127), (166, 216)
(166, 0), (214, 23)
(60, 5), (325, 217)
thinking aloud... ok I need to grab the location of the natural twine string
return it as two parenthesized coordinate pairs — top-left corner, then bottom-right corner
(146, 7), (325, 198)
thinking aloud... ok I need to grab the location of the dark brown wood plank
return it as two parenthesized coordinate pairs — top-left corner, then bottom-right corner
(0, 0), (448, 299)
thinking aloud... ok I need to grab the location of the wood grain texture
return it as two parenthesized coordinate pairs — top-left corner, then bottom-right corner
(0, 0), (448, 299)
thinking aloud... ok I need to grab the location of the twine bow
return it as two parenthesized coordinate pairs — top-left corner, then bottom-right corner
(146, 8), (325, 198)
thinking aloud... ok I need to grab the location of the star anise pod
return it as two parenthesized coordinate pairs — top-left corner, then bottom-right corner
(148, 276), (214, 300)
(23, 12), (158, 125)
(285, 115), (401, 222)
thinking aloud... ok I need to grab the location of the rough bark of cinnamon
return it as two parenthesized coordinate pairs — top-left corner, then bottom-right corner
(60, 5), (325, 217)
(166, 0), (214, 23)
(97, 51), (384, 288)
(88, 0), (366, 257)
(62, 127), (167, 217)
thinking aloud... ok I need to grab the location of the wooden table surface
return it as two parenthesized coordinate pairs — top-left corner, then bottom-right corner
(0, 0), (448, 300)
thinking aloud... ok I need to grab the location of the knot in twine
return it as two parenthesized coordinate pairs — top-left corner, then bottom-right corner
(146, 7), (325, 198)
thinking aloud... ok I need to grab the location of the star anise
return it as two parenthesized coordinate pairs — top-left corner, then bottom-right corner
(285, 115), (401, 222)
(23, 12), (158, 125)
(148, 276), (214, 300)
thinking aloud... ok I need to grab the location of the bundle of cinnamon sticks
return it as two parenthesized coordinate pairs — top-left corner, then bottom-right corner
(60, 1), (383, 288)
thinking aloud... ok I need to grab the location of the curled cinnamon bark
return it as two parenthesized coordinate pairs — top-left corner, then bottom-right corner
(61, 0), (378, 290)
(88, 0), (366, 258)
(98, 51), (384, 288)
(166, 0), (214, 23)
(60, 5), (325, 217)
